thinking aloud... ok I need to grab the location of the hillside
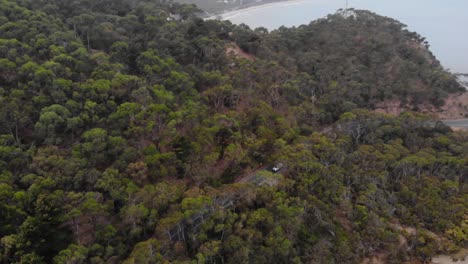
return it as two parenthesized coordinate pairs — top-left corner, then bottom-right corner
(0, 1), (466, 263)
(255, 10), (465, 121)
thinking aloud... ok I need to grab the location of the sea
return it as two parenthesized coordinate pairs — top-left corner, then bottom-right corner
(211, 0), (468, 74)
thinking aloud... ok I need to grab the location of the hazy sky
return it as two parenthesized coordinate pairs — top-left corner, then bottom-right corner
(221, 0), (468, 73)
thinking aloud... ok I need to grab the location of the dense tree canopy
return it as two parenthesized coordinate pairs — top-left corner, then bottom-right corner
(0, 0), (466, 263)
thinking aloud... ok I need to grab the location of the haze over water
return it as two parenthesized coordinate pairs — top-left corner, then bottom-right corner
(216, 0), (468, 73)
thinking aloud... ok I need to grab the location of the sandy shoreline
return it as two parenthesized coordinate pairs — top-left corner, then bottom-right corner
(205, 0), (314, 20)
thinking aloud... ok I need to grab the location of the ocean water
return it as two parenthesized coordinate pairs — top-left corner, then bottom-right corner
(214, 0), (468, 73)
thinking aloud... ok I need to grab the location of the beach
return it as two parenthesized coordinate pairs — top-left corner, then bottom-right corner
(205, 0), (314, 20)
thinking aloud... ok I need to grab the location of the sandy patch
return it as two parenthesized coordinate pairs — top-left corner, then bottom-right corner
(226, 42), (255, 61)
(361, 253), (387, 264)
(431, 255), (468, 264)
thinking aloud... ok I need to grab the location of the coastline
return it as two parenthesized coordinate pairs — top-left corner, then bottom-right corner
(204, 0), (314, 20)
(203, 0), (468, 73)
(456, 74), (468, 89)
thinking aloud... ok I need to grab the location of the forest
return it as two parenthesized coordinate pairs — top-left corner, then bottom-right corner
(0, 0), (466, 263)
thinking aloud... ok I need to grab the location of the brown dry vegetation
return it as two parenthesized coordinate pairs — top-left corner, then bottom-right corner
(225, 42), (255, 61)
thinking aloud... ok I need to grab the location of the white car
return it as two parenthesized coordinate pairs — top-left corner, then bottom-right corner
(272, 163), (284, 173)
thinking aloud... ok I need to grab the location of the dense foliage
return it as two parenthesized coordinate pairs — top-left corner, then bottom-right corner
(0, 0), (466, 263)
